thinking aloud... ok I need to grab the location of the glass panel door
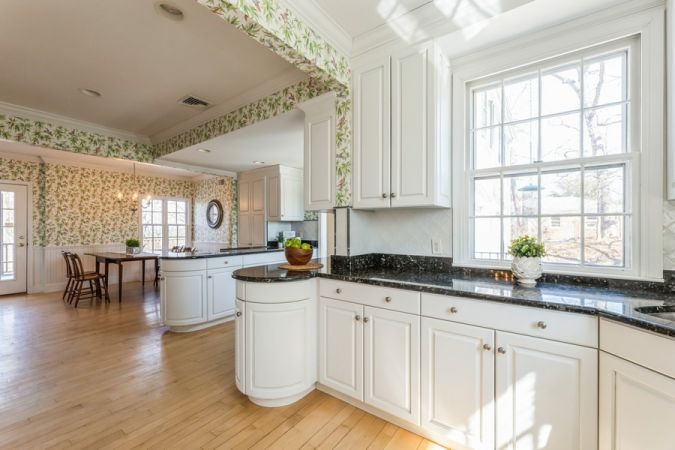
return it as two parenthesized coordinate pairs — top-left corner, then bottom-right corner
(0, 183), (27, 295)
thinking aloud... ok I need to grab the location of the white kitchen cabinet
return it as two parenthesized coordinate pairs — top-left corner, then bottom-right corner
(319, 297), (364, 401)
(160, 270), (207, 326)
(207, 266), (237, 320)
(421, 317), (495, 450)
(495, 331), (598, 450)
(267, 166), (304, 221)
(599, 352), (675, 450)
(235, 299), (245, 394)
(364, 306), (420, 425)
(352, 40), (451, 209)
(297, 93), (336, 211)
(238, 175), (266, 246)
(244, 298), (316, 406)
(353, 55), (391, 209)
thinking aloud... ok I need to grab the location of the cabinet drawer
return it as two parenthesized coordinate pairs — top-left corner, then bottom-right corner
(243, 279), (316, 303)
(242, 251), (286, 267)
(422, 293), (598, 347)
(206, 255), (243, 269)
(320, 279), (420, 314)
(160, 258), (207, 272)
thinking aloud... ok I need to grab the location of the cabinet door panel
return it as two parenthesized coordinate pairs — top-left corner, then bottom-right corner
(239, 180), (250, 213)
(496, 331), (597, 450)
(235, 299), (245, 394)
(252, 178), (265, 213)
(319, 297), (363, 401)
(305, 112), (335, 210)
(208, 268), (237, 320)
(281, 172), (304, 220)
(364, 306), (420, 424)
(353, 57), (391, 208)
(162, 271), (207, 325)
(391, 44), (430, 206)
(421, 318), (494, 450)
(238, 213), (251, 246)
(251, 213), (266, 247)
(245, 299), (314, 399)
(599, 352), (675, 450)
(267, 175), (280, 220)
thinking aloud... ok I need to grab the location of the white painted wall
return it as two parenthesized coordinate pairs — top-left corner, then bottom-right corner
(349, 209), (453, 257)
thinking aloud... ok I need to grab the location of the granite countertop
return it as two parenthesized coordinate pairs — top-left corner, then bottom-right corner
(159, 247), (283, 260)
(232, 258), (675, 338)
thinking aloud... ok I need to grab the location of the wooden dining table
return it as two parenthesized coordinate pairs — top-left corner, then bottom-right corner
(84, 252), (160, 303)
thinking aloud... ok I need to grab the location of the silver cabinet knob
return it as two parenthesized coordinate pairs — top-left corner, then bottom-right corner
(207, 275), (213, 279)
(390, 193), (396, 198)
(236, 311), (242, 317)
(363, 317), (369, 323)
(537, 321), (547, 329)
(355, 315), (361, 321)
(483, 344), (492, 351)
(336, 288), (342, 294)
(223, 261), (228, 264)
(385, 296), (392, 303)
(382, 193), (388, 198)
(448, 307), (458, 314)
(17, 243), (25, 247)
(497, 347), (506, 354)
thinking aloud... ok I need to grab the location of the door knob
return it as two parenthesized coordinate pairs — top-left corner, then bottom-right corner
(483, 344), (492, 351)
(17, 243), (25, 247)
(448, 307), (458, 314)
(497, 347), (506, 354)
(355, 315), (361, 321)
(363, 317), (369, 323)
(336, 288), (342, 294)
(385, 296), (392, 303)
(382, 193), (388, 198)
(536, 321), (547, 329)
(390, 193), (396, 198)
(236, 311), (242, 317)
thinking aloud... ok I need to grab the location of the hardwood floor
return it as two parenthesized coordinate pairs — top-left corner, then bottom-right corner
(0, 283), (446, 449)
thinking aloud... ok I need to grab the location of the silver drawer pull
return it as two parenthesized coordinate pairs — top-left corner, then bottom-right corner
(236, 311), (242, 317)
(483, 344), (492, 351)
(385, 296), (392, 303)
(536, 321), (547, 329)
(497, 347), (506, 354)
(448, 307), (458, 314)
(336, 288), (342, 294)
(363, 317), (369, 323)
(382, 193), (388, 198)
(355, 315), (361, 321)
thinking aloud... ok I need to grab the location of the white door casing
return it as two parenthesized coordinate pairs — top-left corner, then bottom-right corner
(0, 183), (28, 295)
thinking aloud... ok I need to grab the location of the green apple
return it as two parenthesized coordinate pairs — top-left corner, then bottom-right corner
(284, 240), (293, 248)
(301, 243), (311, 251)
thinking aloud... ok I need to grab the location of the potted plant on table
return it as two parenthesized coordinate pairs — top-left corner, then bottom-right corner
(125, 238), (141, 255)
(509, 235), (546, 287)
(277, 232), (284, 249)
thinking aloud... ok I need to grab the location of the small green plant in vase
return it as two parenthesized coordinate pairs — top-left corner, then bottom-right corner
(509, 235), (546, 287)
(277, 232), (284, 248)
(125, 238), (141, 255)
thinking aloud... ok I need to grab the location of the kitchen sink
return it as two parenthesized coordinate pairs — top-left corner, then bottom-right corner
(633, 305), (675, 321)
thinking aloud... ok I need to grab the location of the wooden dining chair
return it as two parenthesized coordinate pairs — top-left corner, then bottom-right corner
(61, 251), (74, 302)
(67, 253), (109, 307)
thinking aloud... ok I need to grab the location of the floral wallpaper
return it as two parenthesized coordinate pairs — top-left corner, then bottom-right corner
(193, 177), (238, 245)
(196, 0), (350, 87)
(0, 113), (154, 163)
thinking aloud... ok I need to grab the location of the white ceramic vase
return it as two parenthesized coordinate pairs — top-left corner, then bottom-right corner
(511, 256), (542, 287)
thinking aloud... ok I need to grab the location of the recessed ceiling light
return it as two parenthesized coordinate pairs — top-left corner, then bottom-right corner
(253, 161), (265, 165)
(78, 88), (102, 98)
(156, 2), (184, 20)
(197, 148), (211, 153)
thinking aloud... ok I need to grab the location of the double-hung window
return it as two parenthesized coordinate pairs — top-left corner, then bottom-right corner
(141, 198), (189, 253)
(467, 37), (639, 273)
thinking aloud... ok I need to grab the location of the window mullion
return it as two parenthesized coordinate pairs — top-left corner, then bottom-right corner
(580, 163), (586, 266)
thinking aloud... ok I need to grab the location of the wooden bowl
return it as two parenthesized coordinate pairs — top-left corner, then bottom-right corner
(284, 247), (313, 266)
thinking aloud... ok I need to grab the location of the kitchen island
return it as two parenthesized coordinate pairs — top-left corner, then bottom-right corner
(158, 247), (285, 332)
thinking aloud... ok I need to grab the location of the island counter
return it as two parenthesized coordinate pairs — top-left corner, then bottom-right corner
(158, 248), (285, 332)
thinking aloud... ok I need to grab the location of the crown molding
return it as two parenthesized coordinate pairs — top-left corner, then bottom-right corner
(0, 101), (151, 145)
(280, 0), (353, 57)
(149, 67), (308, 144)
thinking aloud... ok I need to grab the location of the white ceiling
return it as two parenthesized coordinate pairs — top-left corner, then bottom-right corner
(0, 0), (307, 138)
(157, 109), (304, 174)
(312, 0), (431, 37)
(0, 140), (200, 179)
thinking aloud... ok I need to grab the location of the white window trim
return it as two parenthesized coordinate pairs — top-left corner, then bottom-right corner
(451, 5), (665, 281)
(139, 196), (192, 253)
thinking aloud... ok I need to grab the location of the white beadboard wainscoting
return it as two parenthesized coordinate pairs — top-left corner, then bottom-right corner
(35, 244), (160, 293)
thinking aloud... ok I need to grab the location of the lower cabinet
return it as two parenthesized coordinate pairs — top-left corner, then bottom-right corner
(364, 306), (420, 425)
(235, 299), (245, 394)
(160, 270), (207, 326)
(421, 318), (495, 450)
(495, 331), (598, 450)
(207, 267), (237, 320)
(599, 352), (675, 450)
(318, 297), (420, 425)
(244, 299), (315, 401)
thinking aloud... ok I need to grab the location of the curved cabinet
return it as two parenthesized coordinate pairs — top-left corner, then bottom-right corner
(160, 270), (207, 326)
(235, 279), (317, 407)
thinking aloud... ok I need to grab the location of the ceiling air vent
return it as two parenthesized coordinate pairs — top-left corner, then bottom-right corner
(178, 95), (211, 110)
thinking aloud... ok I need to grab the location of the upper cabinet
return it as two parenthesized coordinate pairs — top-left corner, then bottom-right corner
(238, 173), (266, 247)
(353, 41), (451, 209)
(267, 165), (304, 221)
(297, 93), (336, 211)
